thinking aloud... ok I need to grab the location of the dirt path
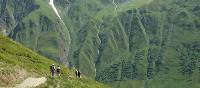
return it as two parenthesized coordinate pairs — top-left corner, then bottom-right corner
(15, 77), (46, 88)
(56, 80), (61, 88)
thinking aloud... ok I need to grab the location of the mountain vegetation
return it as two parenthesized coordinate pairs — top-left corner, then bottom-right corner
(0, 0), (200, 88)
(0, 34), (109, 88)
(0, 0), (71, 65)
(56, 0), (200, 87)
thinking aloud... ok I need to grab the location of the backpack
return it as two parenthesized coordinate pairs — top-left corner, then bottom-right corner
(50, 65), (55, 71)
(57, 67), (61, 73)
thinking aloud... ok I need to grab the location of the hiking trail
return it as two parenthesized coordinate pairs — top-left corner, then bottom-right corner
(15, 77), (46, 88)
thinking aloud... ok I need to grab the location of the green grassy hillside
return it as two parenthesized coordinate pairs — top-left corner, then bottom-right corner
(0, 34), (109, 88)
(1, 0), (200, 88)
(0, 0), (71, 64)
(55, 0), (200, 87)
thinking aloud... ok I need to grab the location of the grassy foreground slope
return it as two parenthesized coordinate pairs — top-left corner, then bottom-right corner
(0, 34), (109, 88)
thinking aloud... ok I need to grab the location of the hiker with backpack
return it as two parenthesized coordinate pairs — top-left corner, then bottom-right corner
(75, 69), (78, 77)
(57, 65), (61, 76)
(50, 64), (55, 77)
(77, 70), (81, 78)
(75, 69), (81, 78)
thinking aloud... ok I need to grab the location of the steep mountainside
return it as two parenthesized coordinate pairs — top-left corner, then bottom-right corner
(0, 0), (200, 88)
(56, 0), (200, 87)
(0, 0), (71, 65)
(0, 34), (109, 88)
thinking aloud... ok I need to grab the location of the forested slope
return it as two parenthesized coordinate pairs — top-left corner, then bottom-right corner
(56, 0), (200, 87)
(0, 0), (199, 88)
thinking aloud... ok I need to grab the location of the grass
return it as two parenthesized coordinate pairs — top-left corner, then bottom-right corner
(23, 0), (57, 22)
(0, 62), (27, 86)
(39, 75), (109, 88)
(63, 0), (200, 87)
(2, 0), (200, 88)
(8, 0), (71, 63)
(93, 0), (154, 20)
(0, 34), (109, 88)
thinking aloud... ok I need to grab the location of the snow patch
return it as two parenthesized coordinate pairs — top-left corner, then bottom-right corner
(49, 0), (69, 29)
(49, 0), (62, 20)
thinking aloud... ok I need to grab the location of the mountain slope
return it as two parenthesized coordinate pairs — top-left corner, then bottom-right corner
(0, 34), (109, 88)
(0, 0), (71, 65)
(55, 0), (200, 87)
(0, 0), (200, 88)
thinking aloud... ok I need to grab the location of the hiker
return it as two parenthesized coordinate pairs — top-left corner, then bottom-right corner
(75, 69), (81, 78)
(77, 70), (81, 78)
(57, 65), (61, 76)
(50, 64), (55, 77)
(75, 69), (78, 77)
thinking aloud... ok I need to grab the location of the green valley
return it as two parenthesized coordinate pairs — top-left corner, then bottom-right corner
(0, 0), (200, 88)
